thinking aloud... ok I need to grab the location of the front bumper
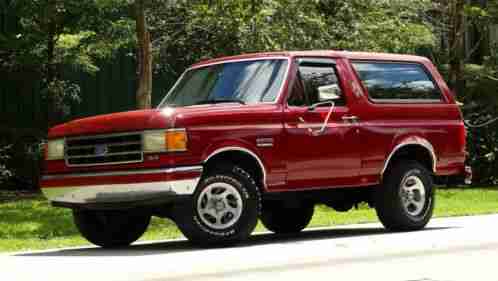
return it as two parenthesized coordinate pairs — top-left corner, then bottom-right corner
(40, 166), (203, 208)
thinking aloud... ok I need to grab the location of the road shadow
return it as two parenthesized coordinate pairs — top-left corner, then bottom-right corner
(16, 225), (456, 257)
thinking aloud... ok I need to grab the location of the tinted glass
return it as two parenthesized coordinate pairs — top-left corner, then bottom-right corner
(159, 59), (288, 107)
(288, 62), (344, 106)
(288, 72), (308, 106)
(352, 62), (442, 101)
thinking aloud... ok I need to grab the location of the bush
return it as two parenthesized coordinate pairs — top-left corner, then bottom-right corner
(0, 145), (13, 185)
(0, 128), (44, 190)
(9, 137), (44, 190)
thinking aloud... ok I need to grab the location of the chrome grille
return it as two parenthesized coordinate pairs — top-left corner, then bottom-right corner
(65, 133), (143, 166)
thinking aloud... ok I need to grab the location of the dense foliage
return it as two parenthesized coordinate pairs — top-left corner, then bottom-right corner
(0, 0), (135, 117)
(436, 0), (498, 185)
(146, 0), (435, 78)
(459, 53), (498, 185)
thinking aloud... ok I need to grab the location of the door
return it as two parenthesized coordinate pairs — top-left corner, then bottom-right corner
(284, 58), (361, 189)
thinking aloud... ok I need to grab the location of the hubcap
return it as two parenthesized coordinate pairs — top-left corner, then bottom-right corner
(399, 175), (426, 217)
(196, 182), (243, 230)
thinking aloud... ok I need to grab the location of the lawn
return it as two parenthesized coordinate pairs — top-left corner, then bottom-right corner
(0, 188), (497, 253)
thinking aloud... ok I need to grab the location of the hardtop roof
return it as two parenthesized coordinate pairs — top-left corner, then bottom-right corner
(191, 50), (430, 68)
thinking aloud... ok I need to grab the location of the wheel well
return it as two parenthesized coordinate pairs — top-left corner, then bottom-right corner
(384, 144), (434, 176)
(204, 150), (265, 190)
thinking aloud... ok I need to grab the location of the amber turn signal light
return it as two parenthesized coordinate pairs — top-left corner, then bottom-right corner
(143, 129), (187, 153)
(165, 130), (187, 151)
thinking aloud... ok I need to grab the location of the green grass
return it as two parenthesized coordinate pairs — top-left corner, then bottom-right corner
(1, 188), (498, 253)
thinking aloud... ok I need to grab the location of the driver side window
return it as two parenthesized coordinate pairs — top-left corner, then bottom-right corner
(287, 61), (345, 107)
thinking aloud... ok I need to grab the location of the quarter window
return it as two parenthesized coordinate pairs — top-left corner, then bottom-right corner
(352, 62), (442, 102)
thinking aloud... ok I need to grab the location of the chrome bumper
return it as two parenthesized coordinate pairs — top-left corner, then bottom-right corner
(41, 166), (203, 206)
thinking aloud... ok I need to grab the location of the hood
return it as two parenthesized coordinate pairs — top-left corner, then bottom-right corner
(48, 109), (170, 138)
(48, 104), (278, 138)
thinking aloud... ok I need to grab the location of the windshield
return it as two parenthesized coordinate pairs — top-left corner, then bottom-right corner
(158, 59), (289, 107)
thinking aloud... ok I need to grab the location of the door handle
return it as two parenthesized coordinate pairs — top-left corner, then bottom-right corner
(342, 115), (360, 122)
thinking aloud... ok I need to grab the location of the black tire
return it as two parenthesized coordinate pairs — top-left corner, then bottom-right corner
(73, 209), (151, 248)
(260, 201), (314, 234)
(375, 160), (435, 231)
(172, 165), (261, 247)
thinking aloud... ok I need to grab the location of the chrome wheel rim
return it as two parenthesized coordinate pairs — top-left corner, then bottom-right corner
(399, 175), (426, 217)
(196, 182), (243, 230)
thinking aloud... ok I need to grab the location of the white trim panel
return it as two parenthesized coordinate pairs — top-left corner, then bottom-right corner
(42, 178), (199, 204)
(42, 166), (203, 180)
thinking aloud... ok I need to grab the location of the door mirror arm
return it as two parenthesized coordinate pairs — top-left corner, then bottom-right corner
(307, 100), (335, 136)
(308, 100), (333, 111)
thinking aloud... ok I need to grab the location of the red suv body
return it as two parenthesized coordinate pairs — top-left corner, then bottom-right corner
(41, 51), (470, 248)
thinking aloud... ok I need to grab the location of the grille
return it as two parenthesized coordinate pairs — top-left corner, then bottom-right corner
(65, 133), (143, 166)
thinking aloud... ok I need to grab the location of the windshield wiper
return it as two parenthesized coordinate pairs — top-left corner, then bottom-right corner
(192, 99), (246, 105)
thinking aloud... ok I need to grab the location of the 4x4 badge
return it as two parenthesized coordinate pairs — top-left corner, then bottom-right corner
(256, 138), (274, 148)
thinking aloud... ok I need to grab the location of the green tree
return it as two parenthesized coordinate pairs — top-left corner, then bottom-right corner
(317, 0), (435, 53)
(0, 0), (135, 126)
(144, 0), (436, 79)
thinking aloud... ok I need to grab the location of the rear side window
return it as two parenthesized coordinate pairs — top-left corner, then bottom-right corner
(352, 62), (442, 102)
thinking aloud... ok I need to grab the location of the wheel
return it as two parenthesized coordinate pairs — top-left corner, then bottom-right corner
(72, 209), (151, 248)
(260, 201), (314, 234)
(172, 165), (261, 246)
(375, 160), (435, 231)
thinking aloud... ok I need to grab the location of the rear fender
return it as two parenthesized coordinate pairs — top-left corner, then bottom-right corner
(381, 136), (437, 179)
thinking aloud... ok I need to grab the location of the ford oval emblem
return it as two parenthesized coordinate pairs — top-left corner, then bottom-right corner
(95, 144), (108, 156)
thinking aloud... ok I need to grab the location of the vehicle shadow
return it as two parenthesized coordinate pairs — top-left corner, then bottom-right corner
(16, 225), (455, 257)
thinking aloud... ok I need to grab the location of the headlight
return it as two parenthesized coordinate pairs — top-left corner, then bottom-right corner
(46, 139), (65, 160)
(143, 129), (188, 153)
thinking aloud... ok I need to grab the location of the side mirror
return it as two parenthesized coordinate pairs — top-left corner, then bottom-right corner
(318, 85), (341, 102)
(309, 85), (341, 111)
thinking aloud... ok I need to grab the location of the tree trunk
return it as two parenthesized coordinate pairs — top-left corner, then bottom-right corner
(135, 0), (152, 109)
(46, 0), (61, 128)
(448, 0), (465, 96)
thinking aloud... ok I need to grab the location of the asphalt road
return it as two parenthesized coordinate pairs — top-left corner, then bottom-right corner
(2, 214), (498, 281)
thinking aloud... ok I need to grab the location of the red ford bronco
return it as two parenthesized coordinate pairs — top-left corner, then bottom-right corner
(41, 51), (471, 248)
